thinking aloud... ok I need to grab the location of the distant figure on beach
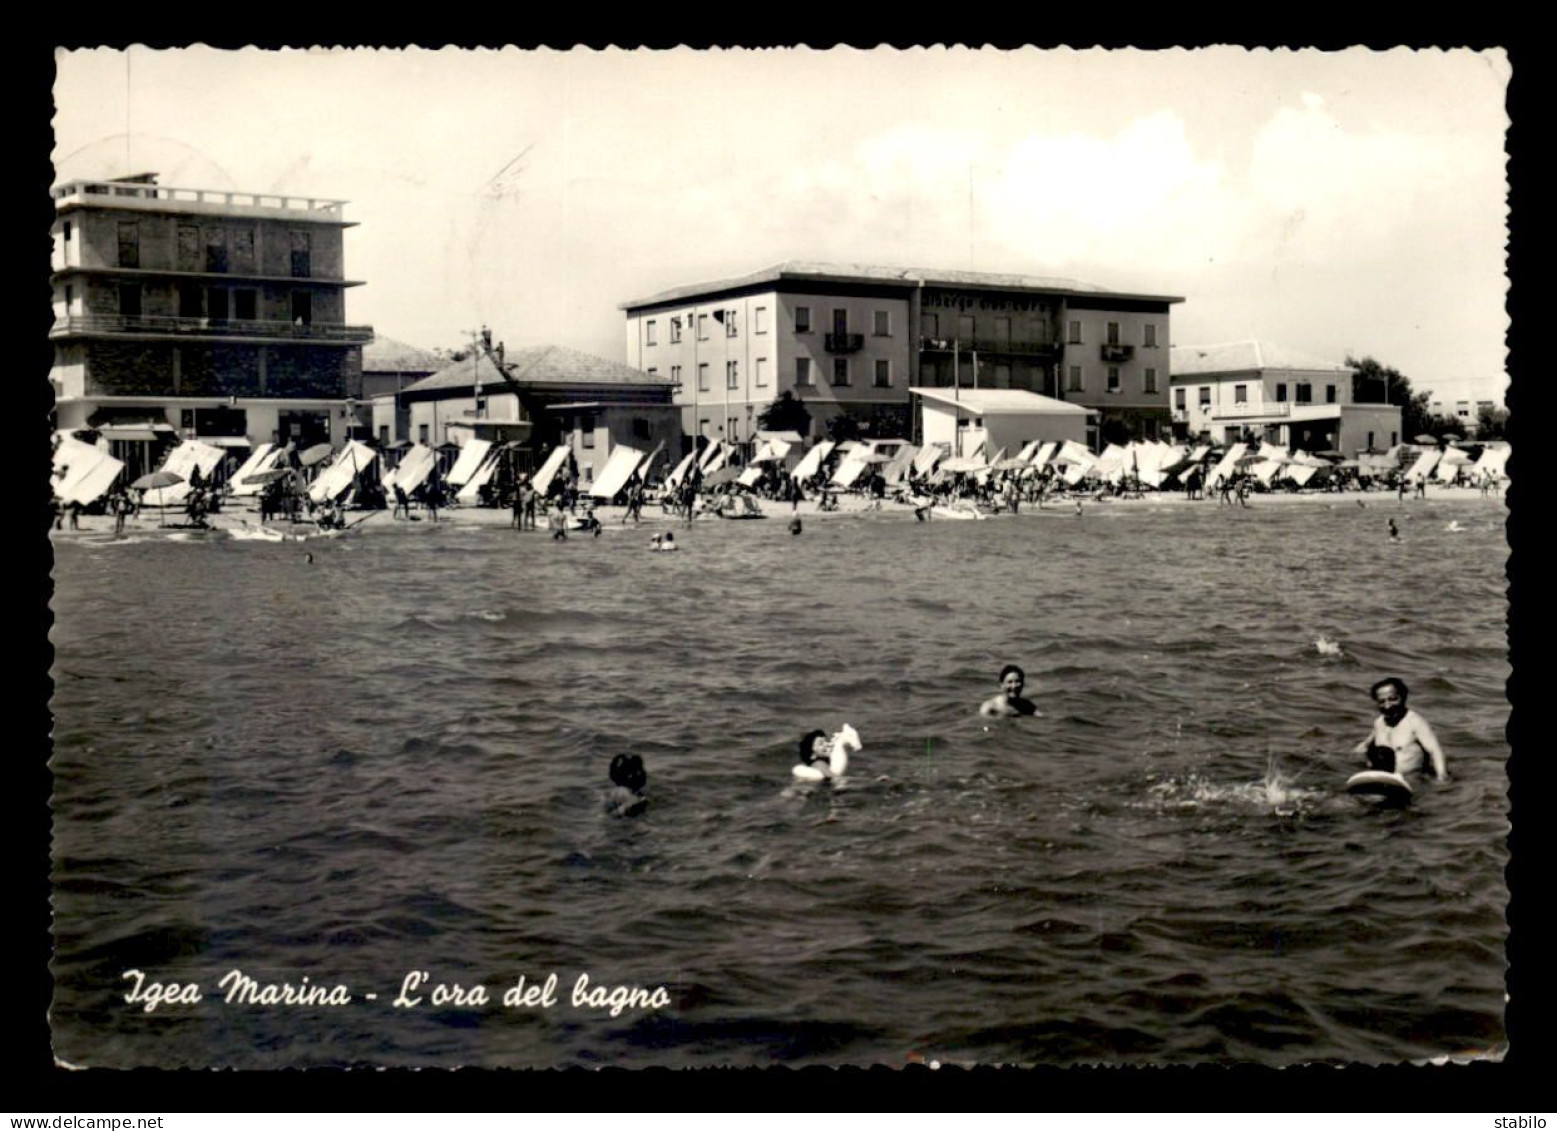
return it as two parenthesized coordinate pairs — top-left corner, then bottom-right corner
(606, 754), (648, 817)
(548, 506), (568, 540)
(980, 664), (1041, 718)
(1352, 677), (1447, 781)
(393, 483), (411, 520)
(1415, 475), (1427, 499)
(1074, 498), (1083, 517)
(521, 480), (538, 530)
(1235, 478), (1251, 508)
(1388, 519), (1400, 542)
(112, 491), (131, 535)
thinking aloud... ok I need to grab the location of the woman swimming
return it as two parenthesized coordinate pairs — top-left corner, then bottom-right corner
(607, 753), (649, 816)
(980, 664), (1041, 717)
(793, 725), (861, 781)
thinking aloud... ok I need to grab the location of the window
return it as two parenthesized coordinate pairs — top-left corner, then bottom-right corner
(1067, 366), (1083, 392)
(957, 314), (974, 341)
(177, 224), (200, 271)
(833, 309), (849, 337)
(922, 313), (939, 338)
(208, 288), (229, 321)
(291, 291), (312, 325)
(1367, 431), (1374, 451)
(726, 360), (739, 389)
(727, 416), (739, 440)
(646, 319), (657, 346)
(1275, 383), (1288, 402)
(379, 425), (389, 445)
(725, 310), (738, 338)
(1198, 386), (1211, 407)
(832, 358), (849, 386)
(1174, 387), (1186, 411)
(873, 310), (890, 336)
(633, 418), (651, 441)
(234, 289), (257, 320)
(796, 306), (812, 333)
(419, 423), (430, 445)
(670, 317), (683, 343)
(755, 306), (768, 334)
(1296, 383), (1312, 404)
(63, 284), (72, 311)
(289, 229), (311, 278)
(1391, 431), (1398, 446)
(1068, 320), (1082, 344)
(1326, 384), (1338, 404)
(581, 414), (596, 448)
(1144, 367), (1159, 394)
(1234, 383), (1248, 404)
(875, 359), (891, 388)
(179, 282), (204, 318)
(205, 227), (228, 273)
(796, 357), (813, 387)
(117, 222), (139, 268)
(756, 357), (769, 387)
(118, 283), (142, 318)
(1107, 322), (1120, 346)
(647, 367), (658, 378)
(697, 314), (709, 341)
(697, 363), (710, 392)
(62, 221), (72, 243)
(1144, 323), (1158, 348)
(671, 364), (682, 388)
(232, 228), (255, 273)
(699, 418), (711, 438)
(1107, 367), (1121, 393)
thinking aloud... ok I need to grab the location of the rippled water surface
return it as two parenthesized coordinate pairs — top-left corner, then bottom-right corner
(50, 497), (1511, 1067)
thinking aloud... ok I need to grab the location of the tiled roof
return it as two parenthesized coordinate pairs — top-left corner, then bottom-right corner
(620, 261), (1179, 310)
(361, 335), (444, 373)
(909, 386), (1092, 415)
(402, 345), (673, 394)
(1170, 340), (1356, 377)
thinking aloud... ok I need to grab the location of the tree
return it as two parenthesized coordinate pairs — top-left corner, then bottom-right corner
(1346, 355), (1435, 439)
(755, 390), (812, 437)
(1475, 404), (1509, 440)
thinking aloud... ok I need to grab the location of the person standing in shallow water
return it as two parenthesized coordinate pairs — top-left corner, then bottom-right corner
(980, 664), (1042, 717)
(1352, 677), (1448, 781)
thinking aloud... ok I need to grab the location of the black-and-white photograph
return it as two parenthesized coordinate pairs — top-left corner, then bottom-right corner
(46, 45), (1512, 1071)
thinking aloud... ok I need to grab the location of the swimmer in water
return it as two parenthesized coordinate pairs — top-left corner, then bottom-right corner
(606, 753), (648, 816)
(1351, 677), (1448, 782)
(1388, 519), (1400, 542)
(796, 725), (859, 780)
(789, 516), (802, 535)
(979, 664), (1042, 718)
(651, 531), (677, 550)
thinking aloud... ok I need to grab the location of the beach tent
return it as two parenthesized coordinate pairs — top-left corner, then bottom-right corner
(737, 466), (764, 488)
(791, 441), (836, 481)
(751, 438), (792, 464)
(912, 443), (947, 477)
(665, 451), (698, 489)
(156, 440), (228, 504)
(1206, 443), (1248, 488)
(229, 443), (280, 497)
(456, 446), (504, 503)
(1475, 445), (1509, 479)
(1029, 441), (1057, 470)
(940, 454), (988, 474)
(1014, 440), (1042, 464)
(529, 444), (571, 496)
(1286, 463), (1320, 488)
(589, 444), (648, 500)
(446, 439), (493, 488)
(882, 444), (920, 485)
(1404, 449), (1441, 483)
(1433, 446), (1472, 482)
(699, 439), (726, 470)
(1251, 458), (1287, 485)
(55, 444), (125, 507)
(390, 443), (439, 495)
(830, 455), (872, 488)
(307, 440), (380, 503)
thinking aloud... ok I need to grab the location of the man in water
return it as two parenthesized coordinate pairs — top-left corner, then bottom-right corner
(1352, 677), (1448, 781)
(1388, 518), (1400, 542)
(980, 664), (1042, 718)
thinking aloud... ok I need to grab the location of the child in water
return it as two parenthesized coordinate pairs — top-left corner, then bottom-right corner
(607, 753), (649, 817)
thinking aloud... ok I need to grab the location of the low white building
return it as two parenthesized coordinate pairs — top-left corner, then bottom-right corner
(911, 387), (1092, 457)
(1169, 340), (1401, 455)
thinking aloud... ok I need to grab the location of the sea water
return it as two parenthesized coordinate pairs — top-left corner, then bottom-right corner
(48, 496), (1511, 1067)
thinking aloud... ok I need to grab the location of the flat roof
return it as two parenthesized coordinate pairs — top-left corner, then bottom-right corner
(910, 386), (1094, 415)
(621, 260), (1184, 310)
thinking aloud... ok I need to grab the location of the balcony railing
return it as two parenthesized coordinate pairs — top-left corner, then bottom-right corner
(1100, 344), (1135, 362)
(825, 332), (864, 353)
(53, 179), (348, 219)
(918, 337), (1057, 355)
(1217, 402), (1291, 419)
(51, 313), (373, 343)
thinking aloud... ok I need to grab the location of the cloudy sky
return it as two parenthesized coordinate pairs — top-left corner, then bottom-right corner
(52, 47), (1509, 397)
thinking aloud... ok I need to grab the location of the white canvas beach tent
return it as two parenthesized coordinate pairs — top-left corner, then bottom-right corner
(1404, 449), (1441, 482)
(389, 443), (439, 495)
(307, 440), (379, 503)
(881, 443), (920, 485)
(1432, 446), (1472, 481)
(1475, 445), (1510, 479)
(156, 440), (228, 504)
(790, 441), (836, 481)
(446, 439), (493, 488)
(1286, 462), (1320, 488)
(529, 444), (571, 496)
(830, 454), (872, 488)
(665, 450), (698, 489)
(1206, 443), (1248, 488)
(456, 446), (505, 503)
(911, 442), (947, 477)
(229, 443), (280, 496)
(589, 444), (648, 500)
(53, 436), (125, 507)
(737, 465), (764, 487)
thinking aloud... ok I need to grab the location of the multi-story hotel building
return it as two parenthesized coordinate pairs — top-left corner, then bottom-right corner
(49, 173), (373, 470)
(620, 261), (1182, 451)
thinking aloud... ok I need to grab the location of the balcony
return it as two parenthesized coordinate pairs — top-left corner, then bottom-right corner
(825, 332), (864, 353)
(1217, 402), (1291, 419)
(1100, 344), (1135, 362)
(53, 179), (351, 222)
(919, 337), (1057, 356)
(51, 313), (373, 344)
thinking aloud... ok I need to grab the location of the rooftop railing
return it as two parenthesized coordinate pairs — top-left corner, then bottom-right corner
(53, 180), (348, 219)
(51, 313), (373, 342)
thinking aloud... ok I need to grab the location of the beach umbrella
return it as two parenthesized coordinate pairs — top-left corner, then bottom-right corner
(243, 467), (293, 486)
(298, 443), (335, 468)
(1413, 433), (1438, 445)
(131, 469), (184, 525)
(702, 466), (740, 488)
(1441, 432), (1462, 442)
